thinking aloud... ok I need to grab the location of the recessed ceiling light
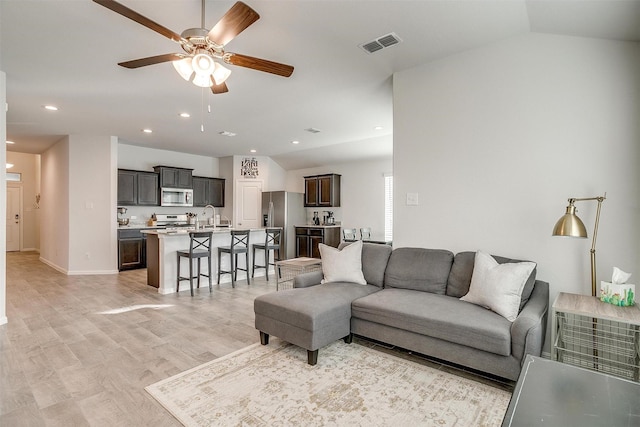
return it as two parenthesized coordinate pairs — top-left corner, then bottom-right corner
(43, 105), (58, 111)
(6, 163), (13, 169)
(374, 126), (384, 131)
(6, 140), (15, 144)
(142, 129), (153, 133)
(291, 140), (300, 145)
(219, 131), (236, 137)
(250, 149), (257, 153)
(179, 113), (190, 118)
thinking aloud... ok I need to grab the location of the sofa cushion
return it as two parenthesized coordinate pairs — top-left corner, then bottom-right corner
(384, 248), (454, 294)
(460, 251), (536, 322)
(337, 242), (392, 288)
(351, 289), (512, 356)
(446, 251), (537, 311)
(319, 240), (366, 285)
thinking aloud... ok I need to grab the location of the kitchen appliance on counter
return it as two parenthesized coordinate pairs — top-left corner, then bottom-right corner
(262, 191), (305, 260)
(117, 206), (129, 226)
(154, 213), (190, 230)
(160, 187), (193, 207)
(323, 211), (335, 225)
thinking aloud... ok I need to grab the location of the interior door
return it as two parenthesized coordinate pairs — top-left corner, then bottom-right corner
(235, 180), (263, 229)
(6, 186), (21, 252)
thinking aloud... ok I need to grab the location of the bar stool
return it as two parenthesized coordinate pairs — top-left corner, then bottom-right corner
(217, 229), (251, 287)
(360, 227), (371, 241)
(343, 228), (357, 241)
(176, 231), (214, 296)
(252, 228), (281, 281)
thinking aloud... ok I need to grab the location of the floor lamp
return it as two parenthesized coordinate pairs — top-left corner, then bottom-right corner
(552, 194), (606, 297)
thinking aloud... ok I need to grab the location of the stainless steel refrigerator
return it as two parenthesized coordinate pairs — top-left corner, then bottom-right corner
(261, 191), (306, 260)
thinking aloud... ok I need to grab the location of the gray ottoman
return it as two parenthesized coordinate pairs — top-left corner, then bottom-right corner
(254, 282), (380, 365)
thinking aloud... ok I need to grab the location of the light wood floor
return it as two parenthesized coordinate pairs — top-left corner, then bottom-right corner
(1, 251), (512, 426)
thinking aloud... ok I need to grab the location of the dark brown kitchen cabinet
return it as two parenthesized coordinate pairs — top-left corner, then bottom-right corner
(193, 176), (225, 207)
(118, 169), (159, 206)
(118, 228), (146, 271)
(295, 226), (340, 258)
(153, 166), (193, 189)
(304, 174), (341, 207)
(137, 171), (159, 205)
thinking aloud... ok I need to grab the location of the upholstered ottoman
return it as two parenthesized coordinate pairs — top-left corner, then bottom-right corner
(254, 282), (380, 365)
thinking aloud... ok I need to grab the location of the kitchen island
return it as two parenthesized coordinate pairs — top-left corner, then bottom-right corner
(142, 227), (269, 294)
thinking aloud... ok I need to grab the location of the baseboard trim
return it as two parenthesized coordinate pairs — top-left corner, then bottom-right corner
(39, 257), (68, 274)
(68, 269), (119, 276)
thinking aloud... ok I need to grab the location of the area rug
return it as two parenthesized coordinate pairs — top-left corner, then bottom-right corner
(146, 339), (511, 426)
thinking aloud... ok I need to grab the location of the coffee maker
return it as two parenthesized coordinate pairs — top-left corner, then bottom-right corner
(323, 211), (335, 225)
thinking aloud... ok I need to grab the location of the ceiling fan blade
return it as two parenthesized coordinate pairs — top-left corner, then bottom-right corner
(118, 53), (184, 69)
(93, 0), (184, 43)
(225, 53), (294, 77)
(207, 2), (260, 47)
(211, 82), (229, 94)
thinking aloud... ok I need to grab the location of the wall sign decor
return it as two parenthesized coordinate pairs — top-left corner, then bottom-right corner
(241, 157), (259, 178)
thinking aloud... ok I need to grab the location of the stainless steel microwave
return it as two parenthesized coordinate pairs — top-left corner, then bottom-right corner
(160, 187), (193, 207)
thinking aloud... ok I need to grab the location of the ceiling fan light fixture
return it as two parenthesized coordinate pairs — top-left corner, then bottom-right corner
(172, 57), (194, 81)
(212, 62), (232, 85)
(192, 73), (213, 88)
(192, 50), (215, 76)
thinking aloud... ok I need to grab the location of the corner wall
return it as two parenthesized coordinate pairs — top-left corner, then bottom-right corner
(1, 71), (7, 325)
(393, 33), (640, 312)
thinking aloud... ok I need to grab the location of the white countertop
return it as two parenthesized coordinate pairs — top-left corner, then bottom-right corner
(295, 224), (341, 228)
(141, 226), (274, 236)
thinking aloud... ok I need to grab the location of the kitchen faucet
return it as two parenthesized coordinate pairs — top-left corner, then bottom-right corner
(202, 205), (216, 227)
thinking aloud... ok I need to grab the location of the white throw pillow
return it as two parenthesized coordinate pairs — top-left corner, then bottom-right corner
(460, 250), (536, 322)
(319, 240), (367, 285)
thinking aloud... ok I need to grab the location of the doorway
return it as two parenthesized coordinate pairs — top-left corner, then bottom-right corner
(234, 180), (263, 229)
(6, 186), (21, 252)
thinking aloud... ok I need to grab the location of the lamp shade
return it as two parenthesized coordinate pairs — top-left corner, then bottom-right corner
(172, 58), (193, 81)
(212, 62), (232, 85)
(552, 205), (588, 238)
(192, 51), (215, 75)
(192, 74), (213, 88)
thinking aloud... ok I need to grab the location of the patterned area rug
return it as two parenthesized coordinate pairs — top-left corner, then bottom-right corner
(146, 339), (511, 426)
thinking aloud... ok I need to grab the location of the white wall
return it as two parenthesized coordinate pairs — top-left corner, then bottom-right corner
(394, 33), (640, 321)
(40, 137), (70, 272)
(286, 157), (393, 241)
(118, 143), (220, 177)
(68, 135), (118, 274)
(1, 71), (7, 325)
(6, 151), (41, 251)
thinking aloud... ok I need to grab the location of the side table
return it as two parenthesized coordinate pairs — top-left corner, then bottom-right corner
(275, 257), (322, 291)
(551, 292), (640, 381)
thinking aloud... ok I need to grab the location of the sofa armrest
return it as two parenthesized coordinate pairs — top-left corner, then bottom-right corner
(511, 280), (549, 362)
(293, 271), (324, 288)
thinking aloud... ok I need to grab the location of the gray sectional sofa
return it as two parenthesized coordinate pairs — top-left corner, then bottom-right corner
(254, 243), (549, 381)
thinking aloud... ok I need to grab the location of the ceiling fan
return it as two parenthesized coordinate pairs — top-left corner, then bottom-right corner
(93, 0), (294, 94)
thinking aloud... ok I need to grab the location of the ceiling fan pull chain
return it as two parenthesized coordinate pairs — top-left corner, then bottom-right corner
(201, 88), (205, 132)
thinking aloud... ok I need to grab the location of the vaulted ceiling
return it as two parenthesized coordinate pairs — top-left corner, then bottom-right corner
(2, 1), (639, 170)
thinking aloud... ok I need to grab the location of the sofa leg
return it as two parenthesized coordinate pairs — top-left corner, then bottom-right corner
(343, 333), (353, 344)
(260, 331), (269, 345)
(307, 349), (318, 365)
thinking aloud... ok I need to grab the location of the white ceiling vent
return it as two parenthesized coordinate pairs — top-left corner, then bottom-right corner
(359, 32), (402, 54)
(304, 127), (321, 134)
